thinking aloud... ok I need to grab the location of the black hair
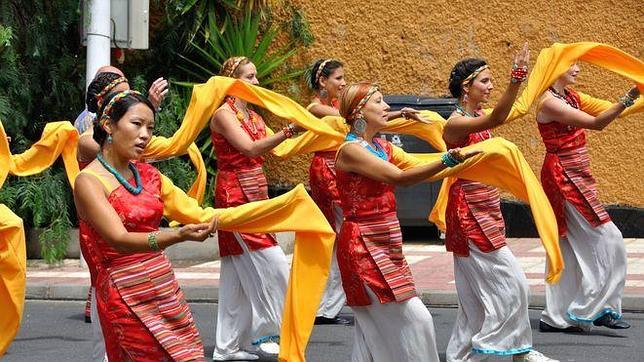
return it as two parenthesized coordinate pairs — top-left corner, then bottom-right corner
(86, 72), (125, 113)
(305, 59), (344, 90)
(448, 58), (487, 98)
(93, 91), (156, 146)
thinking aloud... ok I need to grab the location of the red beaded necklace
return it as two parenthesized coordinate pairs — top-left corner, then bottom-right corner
(226, 96), (258, 135)
(549, 87), (579, 109)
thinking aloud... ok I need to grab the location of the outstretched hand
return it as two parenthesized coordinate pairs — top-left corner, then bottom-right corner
(178, 216), (219, 242)
(449, 147), (483, 163)
(400, 107), (431, 124)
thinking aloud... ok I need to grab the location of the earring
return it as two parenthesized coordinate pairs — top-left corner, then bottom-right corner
(463, 93), (469, 104)
(320, 88), (328, 100)
(107, 134), (112, 144)
(353, 118), (367, 134)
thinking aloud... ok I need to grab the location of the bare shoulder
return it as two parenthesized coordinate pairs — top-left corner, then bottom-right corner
(211, 103), (237, 131)
(74, 170), (102, 195)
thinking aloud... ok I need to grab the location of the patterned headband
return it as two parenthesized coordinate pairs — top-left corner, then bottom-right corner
(99, 90), (144, 128)
(225, 56), (248, 77)
(349, 84), (380, 120)
(315, 59), (334, 85)
(95, 76), (128, 109)
(461, 65), (489, 85)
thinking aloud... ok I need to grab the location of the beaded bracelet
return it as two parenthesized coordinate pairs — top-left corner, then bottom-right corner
(511, 64), (528, 83)
(441, 152), (460, 168)
(619, 94), (636, 108)
(283, 124), (295, 138)
(148, 231), (161, 251)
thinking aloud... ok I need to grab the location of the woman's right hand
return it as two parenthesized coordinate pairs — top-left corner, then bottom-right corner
(177, 216), (219, 242)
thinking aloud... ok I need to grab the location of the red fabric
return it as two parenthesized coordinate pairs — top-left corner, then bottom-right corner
(85, 163), (204, 361)
(97, 274), (174, 362)
(445, 130), (506, 256)
(309, 151), (341, 228)
(211, 110), (277, 257)
(538, 89), (610, 236)
(336, 139), (416, 306)
(78, 159), (95, 321)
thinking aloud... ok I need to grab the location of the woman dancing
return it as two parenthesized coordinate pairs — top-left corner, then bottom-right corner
(209, 56), (303, 361)
(442, 44), (557, 362)
(335, 82), (479, 361)
(74, 90), (218, 361)
(537, 63), (639, 332)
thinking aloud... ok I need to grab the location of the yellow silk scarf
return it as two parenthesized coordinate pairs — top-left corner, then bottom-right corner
(0, 122), (26, 356)
(389, 137), (561, 282)
(503, 42), (644, 121)
(430, 42), (644, 231)
(0, 121), (80, 356)
(159, 177), (335, 362)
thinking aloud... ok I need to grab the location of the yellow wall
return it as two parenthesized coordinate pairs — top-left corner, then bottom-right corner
(265, 0), (644, 206)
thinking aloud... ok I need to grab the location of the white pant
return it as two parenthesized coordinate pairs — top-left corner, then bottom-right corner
(541, 202), (626, 328)
(214, 234), (290, 355)
(447, 245), (532, 361)
(351, 286), (439, 362)
(89, 287), (107, 362)
(317, 204), (347, 318)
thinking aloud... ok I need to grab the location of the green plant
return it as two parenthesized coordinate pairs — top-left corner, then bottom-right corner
(176, 12), (304, 86)
(287, 6), (315, 47)
(162, 0), (273, 53)
(0, 169), (73, 263)
(0, 1), (83, 263)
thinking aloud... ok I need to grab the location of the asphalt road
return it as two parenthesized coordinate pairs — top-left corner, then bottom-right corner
(4, 300), (643, 361)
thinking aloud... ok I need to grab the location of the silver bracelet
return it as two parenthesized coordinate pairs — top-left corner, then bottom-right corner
(619, 94), (636, 108)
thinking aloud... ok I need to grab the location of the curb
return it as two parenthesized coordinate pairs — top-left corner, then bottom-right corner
(25, 284), (644, 312)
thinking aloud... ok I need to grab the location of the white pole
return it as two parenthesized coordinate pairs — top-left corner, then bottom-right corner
(85, 0), (111, 89)
(81, 0), (110, 269)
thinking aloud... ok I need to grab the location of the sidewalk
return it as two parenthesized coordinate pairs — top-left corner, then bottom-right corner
(25, 238), (644, 310)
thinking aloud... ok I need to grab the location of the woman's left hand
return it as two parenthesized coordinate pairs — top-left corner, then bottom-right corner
(400, 107), (430, 124)
(148, 77), (169, 110)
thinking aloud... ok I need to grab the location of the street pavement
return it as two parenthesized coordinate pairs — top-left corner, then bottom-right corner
(24, 238), (644, 310)
(4, 300), (643, 361)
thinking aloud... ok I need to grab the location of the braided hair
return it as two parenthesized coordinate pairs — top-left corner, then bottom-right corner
(86, 72), (129, 113)
(93, 91), (155, 146)
(305, 59), (344, 90)
(448, 58), (487, 98)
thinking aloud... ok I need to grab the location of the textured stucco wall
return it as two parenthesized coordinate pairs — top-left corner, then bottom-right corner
(265, 0), (644, 206)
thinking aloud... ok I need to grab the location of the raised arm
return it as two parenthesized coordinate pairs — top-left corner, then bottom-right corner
(308, 103), (341, 118)
(336, 143), (479, 187)
(539, 86), (640, 130)
(444, 43), (530, 144)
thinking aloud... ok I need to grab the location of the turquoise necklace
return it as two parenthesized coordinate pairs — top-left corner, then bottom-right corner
(455, 104), (479, 118)
(96, 153), (143, 195)
(346, 132), (388, 161)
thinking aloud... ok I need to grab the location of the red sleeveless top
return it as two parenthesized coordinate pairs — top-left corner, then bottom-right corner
(445, 128), (506, 256)
(309, 99), (341, 228)
(538, 89), (610, 236)
(81, 163), (204, 361)
(211, 106), (277, 256)
(336, 138), (416, 306)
